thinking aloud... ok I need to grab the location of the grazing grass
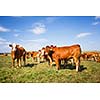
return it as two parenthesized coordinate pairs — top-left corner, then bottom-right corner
(0, 55), (100, 83)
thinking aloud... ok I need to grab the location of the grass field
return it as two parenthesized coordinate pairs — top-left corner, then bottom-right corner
(0, 55), (100, 83)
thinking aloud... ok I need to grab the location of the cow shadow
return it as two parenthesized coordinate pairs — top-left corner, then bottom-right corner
(60, 64), (87, 72)
(25, 63), (37, 68)
(79, 65), (87, 72)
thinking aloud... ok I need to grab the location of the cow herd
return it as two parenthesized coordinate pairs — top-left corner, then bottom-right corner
(9, 43), (100, 72)
(80, 52), (100, 62)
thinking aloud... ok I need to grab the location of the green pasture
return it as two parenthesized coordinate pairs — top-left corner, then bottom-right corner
(0, 55), (100, 83)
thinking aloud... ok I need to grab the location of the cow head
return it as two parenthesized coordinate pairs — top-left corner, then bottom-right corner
(31, 51), (34, 57)
(9, 43), (20, 51)
(41, 46), (55, 57)
(26, 52), (31, 59)
(41, 46), (50, 56)
(50, 45), (56, 51)
(9, 43), (19, 59)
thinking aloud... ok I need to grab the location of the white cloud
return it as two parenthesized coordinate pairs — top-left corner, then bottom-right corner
(30, 23), (46, 35)
(95, 16), (100, 20)
(92, 21), (100, 25)
(76, 33), (92, 38)
(0, 37), (6, 41)
(92, 16), (100, 25)
(29, 17), (58, 35)
(0, 26), (10, 32)
(14, 33), (19, 37)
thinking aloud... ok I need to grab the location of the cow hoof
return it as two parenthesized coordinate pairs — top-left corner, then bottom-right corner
(16, 66), (19, 68)
(76, 70), (79, 72)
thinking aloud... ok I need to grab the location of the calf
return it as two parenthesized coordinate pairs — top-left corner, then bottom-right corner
(9, 43), (26, 67)
(31, 51), (41, 63)
(26, 50), (44, 64)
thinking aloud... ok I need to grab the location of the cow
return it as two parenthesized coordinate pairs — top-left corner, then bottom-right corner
(31, 51), (41, 63)
(83, 52), (99, 61)
(80, 53), (87, 61)
(41, 45), (57, 66)
(27, 50), (44, 64)
(9, 43), (26, 67)
(26, 51), (32, 59)
(42, 44), (81, 72)
(41, 45), (74, 66)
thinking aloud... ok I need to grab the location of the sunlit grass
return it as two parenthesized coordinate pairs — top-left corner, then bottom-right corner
(0, 55), (100, 83)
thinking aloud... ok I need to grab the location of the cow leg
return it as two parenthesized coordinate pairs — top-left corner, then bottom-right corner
(64, 59), (67, 67)
(37, 57), (40, 64)
(70, 59), (74, 65)
(19, 58), (22, 67)
(74, 58), (80, 72)
(47, 58), (50, 66)
(36, 54), (40, 64)
(41, 56), (44, 62)
(23, 55), (26, 66)
(59, 59), (61, 66)
(32, 57), (34, 63)
(94, 56), (98, 62)
(17, 58), (19, 68)
(47, 55), (53, 67)
(85, 55), (87, 61)
(35, 57), (37, 62)
(55, 59), (60, 70)
(12, 59), (15, 68)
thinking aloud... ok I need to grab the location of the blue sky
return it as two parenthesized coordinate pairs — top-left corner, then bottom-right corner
(0, 16), (100, 53)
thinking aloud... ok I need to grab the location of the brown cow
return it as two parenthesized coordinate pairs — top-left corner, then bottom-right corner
(41, 45), (57, 66)
(31, 51), (40, 63)
(80, 53), (87, 61)
(42, 44), (81, 71)
(26, 51), (32, 59)
(84, 52), (99, 61)
(42, 45), (74, 66)
(27, 50), (44, 63)
(9, 43), (26, 67)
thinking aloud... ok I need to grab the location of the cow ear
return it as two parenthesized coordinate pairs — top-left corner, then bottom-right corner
(9, 44), (12, 47)
(16, 45), (19, 48)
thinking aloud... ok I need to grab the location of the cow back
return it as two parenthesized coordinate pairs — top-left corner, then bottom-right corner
(52, 44), (81, 60)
